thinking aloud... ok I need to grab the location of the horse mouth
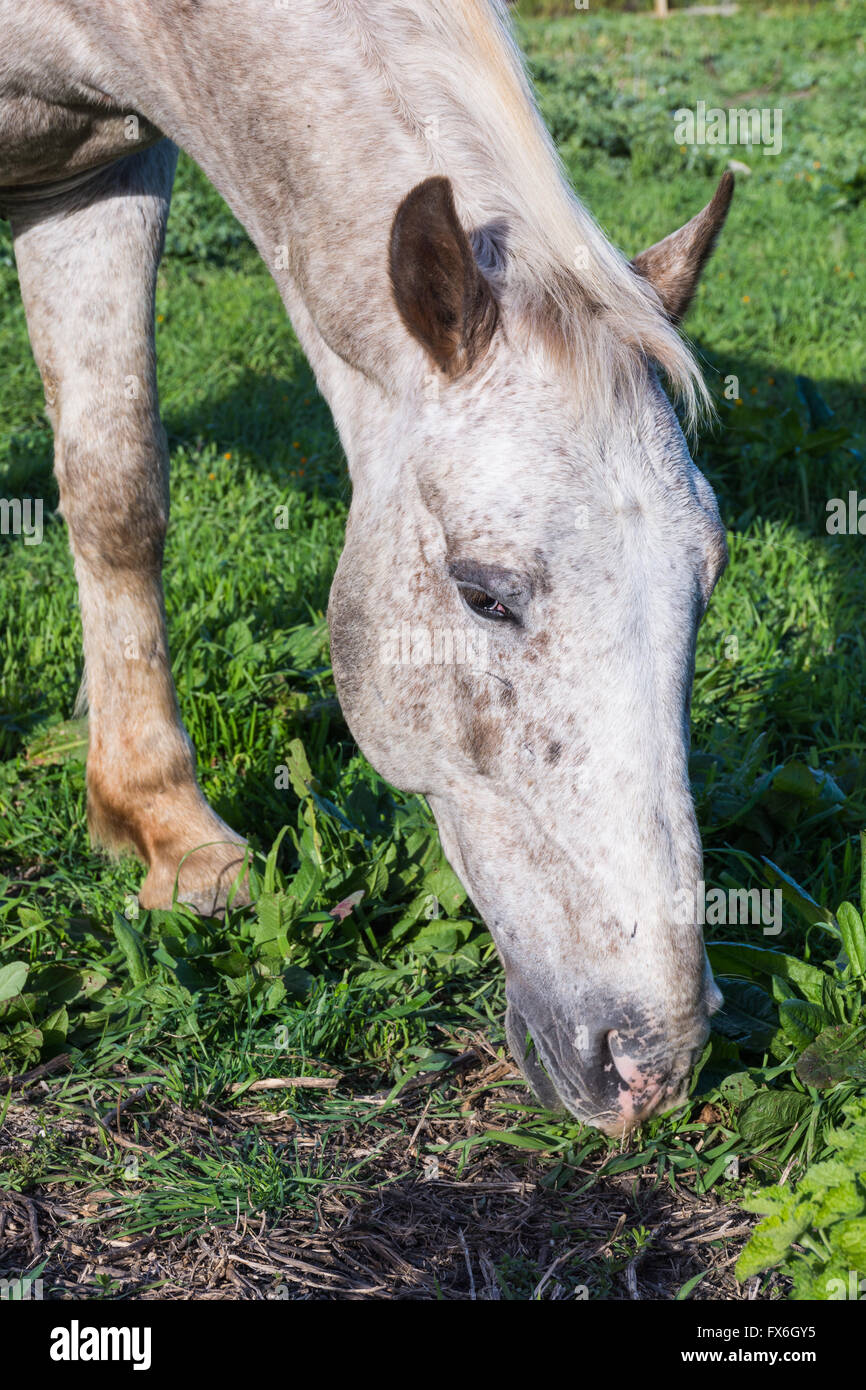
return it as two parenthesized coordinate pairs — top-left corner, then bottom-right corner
(504, 1000), (701, 1136)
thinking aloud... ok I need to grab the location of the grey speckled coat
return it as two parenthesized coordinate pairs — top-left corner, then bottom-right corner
(0, 1), (734, 1133)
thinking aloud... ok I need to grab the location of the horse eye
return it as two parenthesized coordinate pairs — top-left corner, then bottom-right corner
(458, 584), (513, 621)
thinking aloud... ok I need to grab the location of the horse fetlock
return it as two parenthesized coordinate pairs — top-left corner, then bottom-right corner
(88, 768), (249, 915)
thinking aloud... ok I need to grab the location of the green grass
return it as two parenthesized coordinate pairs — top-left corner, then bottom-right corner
(1, 1), (865, 1300)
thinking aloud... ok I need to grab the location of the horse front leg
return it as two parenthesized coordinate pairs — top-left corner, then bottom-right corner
(9, 144), (248, 914)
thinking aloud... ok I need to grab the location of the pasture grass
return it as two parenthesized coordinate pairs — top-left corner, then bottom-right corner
(1, 2), (864, 1298)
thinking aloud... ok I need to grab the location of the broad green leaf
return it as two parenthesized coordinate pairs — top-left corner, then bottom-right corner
(364, 857), (390, 901)
(29, 964), (107, 1004)
(799, 1158), (864, 1194)
(828, 1218), (866, 1269)
(769, 762), (844, 805)
(209, 948), (250, 978)
(409, 919), (474, 956)
(287, 856), (322, 911)
(261, 823), (291, 895)
(779, 998), (827, 1051)
(40, 1004), (69, 1048)
(796, 1023), (866, 1090)
(0, 1022), (43, 1067)
(419, 862), (467, 917)
(713, 978), (779, 1050)
(793, 1263), (858, 1301)
(810, 1179), (864, 1227)
(0, 961), (29, 1002)
(719, 1070), (760, 1103)
(761, 858), (837, 929)
(286, 737), (314, 799)
(738, 1089), (810, 1147)
(741, 1186), (795, 1217)
(736, 1205), (815, 1280)
(707, 941), (829, 1006)
(111, 914), (149, 986)
(254, 892), (287, 944)
(837, 901), (866, 979)
(16, 906), (46, 931)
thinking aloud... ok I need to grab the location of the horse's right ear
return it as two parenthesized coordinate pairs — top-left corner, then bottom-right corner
(389, 176), (498, 378)
(631, 172), (734, 324)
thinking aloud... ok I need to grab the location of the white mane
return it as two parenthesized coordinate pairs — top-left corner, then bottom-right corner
(328, 0), (709, 430)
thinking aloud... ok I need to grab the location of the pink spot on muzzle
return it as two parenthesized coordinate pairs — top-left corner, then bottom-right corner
(606, 1030), (665, 1124)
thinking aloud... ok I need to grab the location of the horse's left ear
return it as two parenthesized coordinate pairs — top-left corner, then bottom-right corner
(389, 176), (499, 377)
(631, 172), (734, 324)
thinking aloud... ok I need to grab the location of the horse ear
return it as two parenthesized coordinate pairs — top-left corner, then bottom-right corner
(631, 172), (734, 324)
(389, 176), (498, 377)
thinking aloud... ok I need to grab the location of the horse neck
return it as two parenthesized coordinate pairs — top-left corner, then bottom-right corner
(78, 4), (438, 433)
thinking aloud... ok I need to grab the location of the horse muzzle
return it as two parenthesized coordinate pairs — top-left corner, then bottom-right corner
(505, 989), (710, 1136)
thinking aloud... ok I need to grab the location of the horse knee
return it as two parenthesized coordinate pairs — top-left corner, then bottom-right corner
(54, 426), (168, 572)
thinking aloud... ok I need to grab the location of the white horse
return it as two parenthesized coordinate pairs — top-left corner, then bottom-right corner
(0, 1), (733, 1134)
